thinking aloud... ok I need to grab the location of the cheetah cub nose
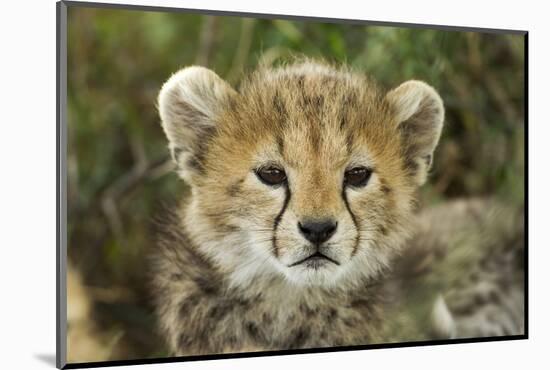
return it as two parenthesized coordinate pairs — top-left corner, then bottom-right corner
(298, 220), (338, 244)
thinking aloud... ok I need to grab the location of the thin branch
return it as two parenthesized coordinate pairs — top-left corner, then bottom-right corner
(195, 16), (220, 66)
(226, 18), (256, 83)
(101, 155), (174, 245)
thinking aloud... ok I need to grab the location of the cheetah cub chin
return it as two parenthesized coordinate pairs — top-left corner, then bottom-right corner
(151, 61), (445, 355)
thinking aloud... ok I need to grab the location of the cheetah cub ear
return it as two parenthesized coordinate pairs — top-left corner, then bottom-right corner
(158, 66), (237, 184)
(386, 80), (445, 186)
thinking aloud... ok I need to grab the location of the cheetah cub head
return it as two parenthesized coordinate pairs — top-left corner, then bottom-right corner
(158, 61), (444, 288)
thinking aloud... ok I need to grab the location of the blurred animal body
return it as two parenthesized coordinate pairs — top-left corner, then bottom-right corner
(150, 60), (524, 355)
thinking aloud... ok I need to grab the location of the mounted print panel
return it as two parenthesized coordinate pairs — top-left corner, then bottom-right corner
(57, 1), (527, 368)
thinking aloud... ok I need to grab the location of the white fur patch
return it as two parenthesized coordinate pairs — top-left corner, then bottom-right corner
(431, 294), (457, 339)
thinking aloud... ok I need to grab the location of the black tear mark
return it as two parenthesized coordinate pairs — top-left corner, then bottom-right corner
(342, 188), (360, 257)
(272, 185), (291, 258)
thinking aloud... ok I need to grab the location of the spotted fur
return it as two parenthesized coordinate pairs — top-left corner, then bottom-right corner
(150, 60), (522, 355)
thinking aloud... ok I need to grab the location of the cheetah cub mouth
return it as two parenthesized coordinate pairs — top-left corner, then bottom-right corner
(289, 251), (340, 268)
(157, 61), (444, 288)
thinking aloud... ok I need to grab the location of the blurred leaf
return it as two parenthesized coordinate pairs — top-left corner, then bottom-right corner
(273, 20), (303, 43)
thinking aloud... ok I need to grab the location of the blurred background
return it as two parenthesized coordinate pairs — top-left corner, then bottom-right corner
(66, 5), (525, 363)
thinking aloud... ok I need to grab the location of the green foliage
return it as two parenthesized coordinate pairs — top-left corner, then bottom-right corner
(66, 6), (524, 360)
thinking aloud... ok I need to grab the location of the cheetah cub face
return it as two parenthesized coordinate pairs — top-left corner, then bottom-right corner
(158, 62), (444, 288)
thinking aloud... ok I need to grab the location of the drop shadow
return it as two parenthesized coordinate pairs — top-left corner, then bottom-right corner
(34, 353), (57, 367)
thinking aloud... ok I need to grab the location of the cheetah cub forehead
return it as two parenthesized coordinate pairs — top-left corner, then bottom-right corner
(158, 61), (444, 288)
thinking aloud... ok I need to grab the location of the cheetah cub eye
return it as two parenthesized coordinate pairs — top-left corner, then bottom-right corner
(344, 167), (372, 188)
(255, 166), (287, 186)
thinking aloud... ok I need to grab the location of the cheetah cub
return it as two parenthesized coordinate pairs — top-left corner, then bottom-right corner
(151, 61), (523, 355)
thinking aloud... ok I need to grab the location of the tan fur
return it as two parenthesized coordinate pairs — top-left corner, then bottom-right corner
(151, 60), (454, 355)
